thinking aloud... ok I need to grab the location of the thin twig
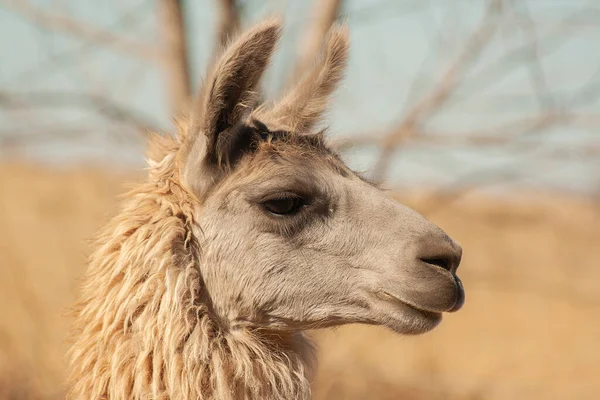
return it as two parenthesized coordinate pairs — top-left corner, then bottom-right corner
(333, 111), (600, 151)
(288, 0), (342, 85)
(0, 91), (160, 132)
(513, 0), (556, 110)
(159, 0), (192, 114)
(5, 0), (153, 85)
(214, 0), (240, 50)
(3, 0), (158, 61)
(371, 0), (503, 182)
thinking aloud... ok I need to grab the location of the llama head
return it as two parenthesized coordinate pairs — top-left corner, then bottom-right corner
(176, 18), (464, 335)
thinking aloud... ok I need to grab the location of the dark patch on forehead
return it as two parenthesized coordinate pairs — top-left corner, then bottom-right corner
(250, 118), (350, 177)
(250, 119), (292, 143)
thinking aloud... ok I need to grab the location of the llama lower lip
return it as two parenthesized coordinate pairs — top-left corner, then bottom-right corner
(379, 291), (439, 316)
(449, 275), (465, 312)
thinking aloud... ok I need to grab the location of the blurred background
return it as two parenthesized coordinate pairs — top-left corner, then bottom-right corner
(0, 0), (599, 399)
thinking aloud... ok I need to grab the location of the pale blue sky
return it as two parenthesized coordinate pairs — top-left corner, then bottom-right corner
(1, 0), (598, 193)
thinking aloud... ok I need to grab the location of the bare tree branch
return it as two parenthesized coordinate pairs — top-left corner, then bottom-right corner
(334, 111), (600, 151)
(0, 91), (160, 132)
(3, 0), (158, 61)
(159, 0), (192, 114)
(347, 0), (427, 26)
(214, 0), (240, 51)
(452, 5), (595, 106)
(0, 127), (140, 148)
(5, 0), (153, 85)
(513, 0), (556, 110)
(288, 0), (342, 85)
(371, 0), (503, 182)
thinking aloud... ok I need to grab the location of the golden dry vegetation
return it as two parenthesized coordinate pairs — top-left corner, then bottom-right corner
(1, 163), (599, 399)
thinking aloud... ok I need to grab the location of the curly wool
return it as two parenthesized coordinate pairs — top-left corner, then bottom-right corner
(66, 129), (315, 400)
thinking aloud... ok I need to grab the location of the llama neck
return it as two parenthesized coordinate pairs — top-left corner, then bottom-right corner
(67, 174), (315, 400)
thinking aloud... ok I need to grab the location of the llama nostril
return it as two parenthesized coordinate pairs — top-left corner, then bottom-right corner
(420, 256), (452, 271)
(418, 237), (462, 273)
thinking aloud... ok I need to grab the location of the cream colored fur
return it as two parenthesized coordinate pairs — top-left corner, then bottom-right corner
(67, 18), (464, 400)
(67, 131), (314, 399)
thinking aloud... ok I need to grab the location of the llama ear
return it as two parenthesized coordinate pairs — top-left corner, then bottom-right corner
(179, 17), (282, 198)
(251, 23), (349, 133)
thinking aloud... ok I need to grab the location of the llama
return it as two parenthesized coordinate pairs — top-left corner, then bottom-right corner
(67, 18), (465, 400)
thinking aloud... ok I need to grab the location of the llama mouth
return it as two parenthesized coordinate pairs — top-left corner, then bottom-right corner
(448, 275), (465, 312)
(378, 277), (463, 315)
(378, 291), (442, 317)
(380, 273), (465, 314)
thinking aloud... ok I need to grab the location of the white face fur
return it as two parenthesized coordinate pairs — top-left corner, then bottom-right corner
(194, 139), (463, 335)
(179, 18), (464, 336)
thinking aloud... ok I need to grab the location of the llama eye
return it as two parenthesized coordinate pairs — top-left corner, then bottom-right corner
(262, 197), (304, 215)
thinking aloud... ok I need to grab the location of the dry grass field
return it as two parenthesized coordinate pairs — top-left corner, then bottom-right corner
(1, 162), (599, 399)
